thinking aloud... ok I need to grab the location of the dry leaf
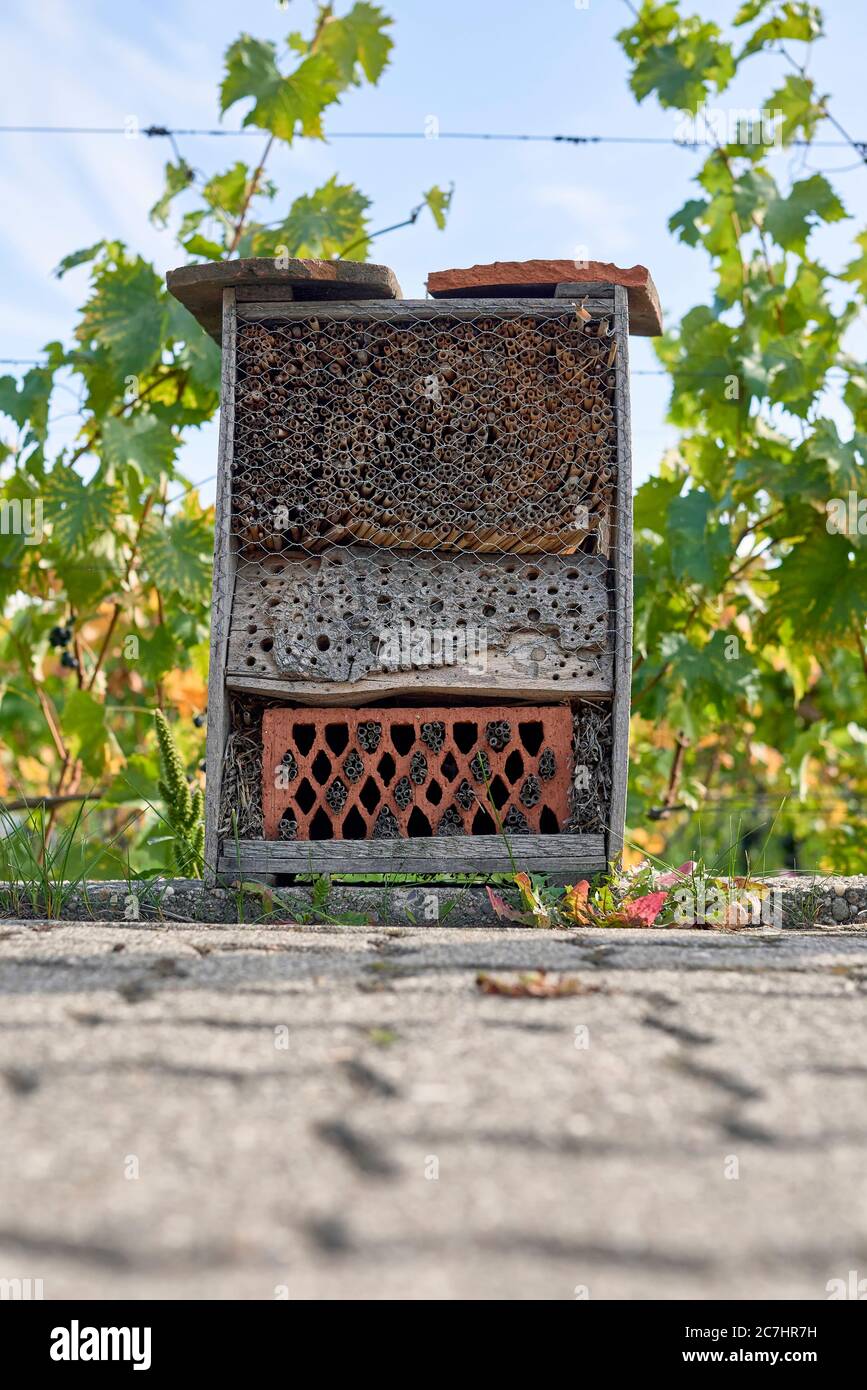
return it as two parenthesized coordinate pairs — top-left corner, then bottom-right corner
(476, 970), (603, 998)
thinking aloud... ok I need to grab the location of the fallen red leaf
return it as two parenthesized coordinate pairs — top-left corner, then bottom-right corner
(486, 886), (525, 923)
(621, 890), (668, 925)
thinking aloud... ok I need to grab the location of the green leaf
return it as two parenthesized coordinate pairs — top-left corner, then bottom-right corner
(140, 513), (212, 599)
(669, 198), (709, 247)
(767, 73), (826, 145)
(101, 415), (178, 484)
(77, 253), (167, 382)
(314, 2), (394, 84)
(634, 471), (686, 534)
(764, 174), (847, 254)
(660, 631), (761, 718)
(667, 490), (731, 588)
(165, 299), (222, 412)
(63, 689), (111, 777)
(263, 175), (371, 259)
(423, 184), (453, 231)
(137, 623), (180, 683)
(220, 36), (341, 142)
(618, 9), (735, 112)
(737, 2), (823, 57)
(202, 161), (253, 218)
(149, 161), (195, 228)
(842, 229), (867, 298)
(761, 529), (867, 643)
(181, 233), (227, 261)
(0, 363), (57, 441)
(53, 242), (105, 279)
(44, 466), (117, 552)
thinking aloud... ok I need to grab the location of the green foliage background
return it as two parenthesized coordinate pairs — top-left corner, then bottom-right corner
(0, 0), (864, 876)
(618, 0), (867, 870)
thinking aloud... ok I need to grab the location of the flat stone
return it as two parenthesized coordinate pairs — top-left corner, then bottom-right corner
(167, 258), (402, 342)
(426, 258), (663, 336)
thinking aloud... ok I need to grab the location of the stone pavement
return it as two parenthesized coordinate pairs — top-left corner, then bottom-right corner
(1, 920), (867, 1301)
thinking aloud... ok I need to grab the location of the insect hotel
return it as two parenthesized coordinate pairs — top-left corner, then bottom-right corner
(166, 256), (662, 884)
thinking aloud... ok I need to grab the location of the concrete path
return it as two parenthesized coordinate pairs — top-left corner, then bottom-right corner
(1, 920), (866, 1300)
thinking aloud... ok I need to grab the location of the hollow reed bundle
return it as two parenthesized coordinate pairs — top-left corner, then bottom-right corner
(231, 311), (617, 560)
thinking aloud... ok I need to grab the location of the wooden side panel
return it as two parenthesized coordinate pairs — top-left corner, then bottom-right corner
(203, 289), (238, 885)
(608, 285), (633, 861)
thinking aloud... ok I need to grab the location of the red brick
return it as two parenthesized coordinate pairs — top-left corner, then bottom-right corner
(426, 259), (662, 336)
(261, 705), (573, 841)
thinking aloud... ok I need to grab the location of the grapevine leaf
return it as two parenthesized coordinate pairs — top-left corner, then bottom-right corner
(149, 161), (195, 228)
(44, 466), (117, 552)
(667, 490), (731, 588)
(314, 2), (394, 84)
(202, 161), (254, 218)
(220, 36), (341, 142)
(764, 174), (847, 254)
(53, 242), (106, 279)
(423, 184), (453, 231)
(63, 690), (111, 777)
(101, 415), (179, 484)
(263, 176), (371, 259)
(77, 254), (167, 382)
(767, 73), (827, 145)
(669, 198), (709, 247)
(140, 514), (212, 600)
(738, 2), (823, 57)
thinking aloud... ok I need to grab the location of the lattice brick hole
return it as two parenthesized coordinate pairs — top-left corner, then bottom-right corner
(261, 705), (572, 841)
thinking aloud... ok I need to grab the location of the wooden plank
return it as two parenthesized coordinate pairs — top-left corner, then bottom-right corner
(203, 288), (238, 887)
(217, 834), (607, 878)
(225, 670), (613, 702)
(235, 284), (295, 304)
(235, 297), (616, 324)
(555, 281), (615, 299)
(608, 285), (633, 863)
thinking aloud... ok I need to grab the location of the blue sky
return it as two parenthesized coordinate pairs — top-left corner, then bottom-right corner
(2, 0), (865, 499)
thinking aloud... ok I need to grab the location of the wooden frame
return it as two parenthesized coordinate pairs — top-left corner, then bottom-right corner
(203, 289), (238, 886)
(200, 283), (633, 883)
(218, 833), (607, 878)
(608, 285), (633, 862)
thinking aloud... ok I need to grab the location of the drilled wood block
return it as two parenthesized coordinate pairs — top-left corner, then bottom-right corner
(228, 545), (613, 698)
(261, 705), (573, 841)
